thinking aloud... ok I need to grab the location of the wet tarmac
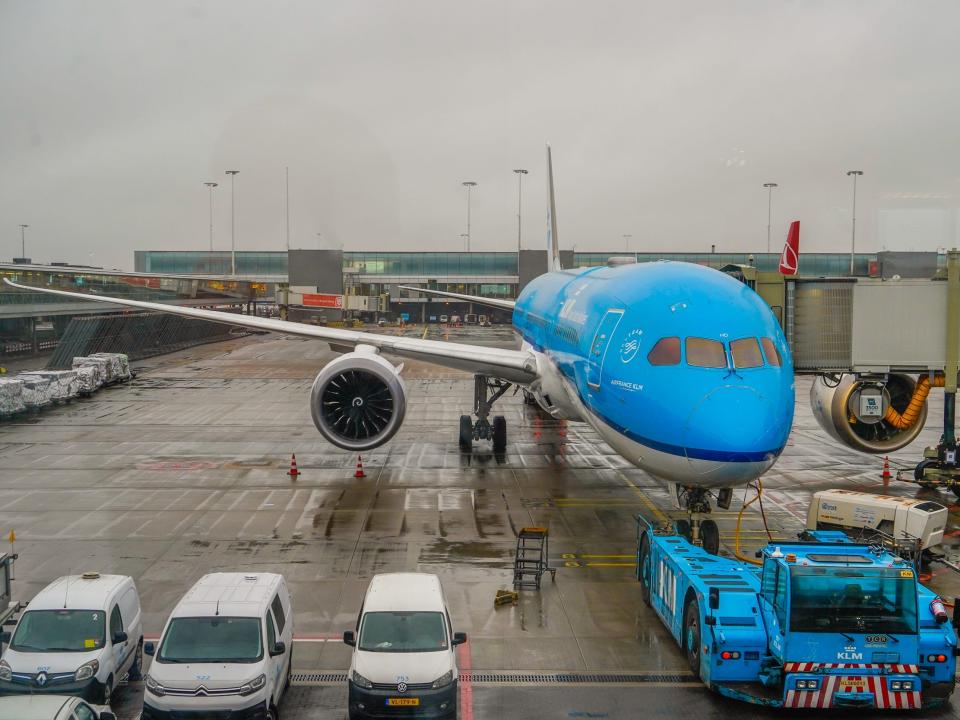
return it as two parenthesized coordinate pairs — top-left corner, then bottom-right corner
(2, 326), (960, 718)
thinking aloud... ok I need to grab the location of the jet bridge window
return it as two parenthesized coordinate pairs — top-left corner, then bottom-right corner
(760, 337), (782, 367)
(731, 338), (764, 369)
(647, 337), (680, 366)
(685, 338), (726, 368)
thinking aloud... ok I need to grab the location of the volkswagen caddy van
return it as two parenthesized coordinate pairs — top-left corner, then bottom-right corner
(343, 573), (466, 720)
(0, 573), (143, 705)
(142, 572), (292, 720)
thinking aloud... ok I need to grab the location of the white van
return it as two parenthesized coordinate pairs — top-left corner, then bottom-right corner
(0, 573), (143, 705)
(142, 573), (293, 720)
(343, 573), (466, 720)
(0, 695), (116, 720)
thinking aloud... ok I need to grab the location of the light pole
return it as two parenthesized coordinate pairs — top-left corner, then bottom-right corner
(203, 182), (218, 252)
(622, 234), (633, 257)
(225, 169), (240, 275)
(17, 224), (27, 259)
(285, 166), (290, 251)
(847, 170), (863, 276)
(462, 181), (477, 252)
(763, 182), (778, 255)
(513, 170), (528, 254)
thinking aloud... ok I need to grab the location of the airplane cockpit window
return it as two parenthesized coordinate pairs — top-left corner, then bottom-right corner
(731, 338), (764, 369)
(685, 338), (727, 368)
(760, 337), (782, 367)
(647, 337), (680, 366)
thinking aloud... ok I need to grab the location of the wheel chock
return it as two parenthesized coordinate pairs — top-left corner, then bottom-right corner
(494, 589), (518, 607)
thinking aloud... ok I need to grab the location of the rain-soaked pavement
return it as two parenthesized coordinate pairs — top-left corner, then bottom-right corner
(2, 325), (960, 718)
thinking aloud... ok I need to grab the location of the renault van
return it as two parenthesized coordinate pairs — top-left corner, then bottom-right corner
(0, 573), (143, 705)
(142, 572), (292, 720)
(343, 573), (466, 720)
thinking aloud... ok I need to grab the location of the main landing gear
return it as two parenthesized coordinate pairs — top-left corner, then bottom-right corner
(674, 486), (733, 556)
(459, 375), (511, 452)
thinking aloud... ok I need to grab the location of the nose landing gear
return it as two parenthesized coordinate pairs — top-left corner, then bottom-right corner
(675, 486), (728, 556)
(459, 375), (512, 452)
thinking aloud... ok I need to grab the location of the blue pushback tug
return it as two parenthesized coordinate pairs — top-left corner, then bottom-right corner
(637, 518), (958, 709)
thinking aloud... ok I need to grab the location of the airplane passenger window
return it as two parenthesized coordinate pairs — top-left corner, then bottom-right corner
(685, 338), (726, 368)
(760, 337), (782, 367)
(647, 337), (680, 366)
(731, 338), (764, 368)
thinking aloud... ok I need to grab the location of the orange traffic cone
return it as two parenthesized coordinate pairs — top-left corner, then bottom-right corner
(354, 455), (366, 478)
(882, 456), (892, 485)
(288, 454), (300, 478)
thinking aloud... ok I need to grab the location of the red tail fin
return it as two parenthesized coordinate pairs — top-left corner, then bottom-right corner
(779, 221), (800, 275)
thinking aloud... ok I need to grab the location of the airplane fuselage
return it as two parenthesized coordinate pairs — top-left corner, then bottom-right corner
(512, 261), (795, 488)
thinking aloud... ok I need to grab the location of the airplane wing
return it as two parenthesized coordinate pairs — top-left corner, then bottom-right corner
(397, 286), (515, 311)
(3, 279), (537, 383)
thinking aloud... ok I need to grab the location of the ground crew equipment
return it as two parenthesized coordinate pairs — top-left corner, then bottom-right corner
(354, 455), (366, 478)
(513, 527), (556, 590)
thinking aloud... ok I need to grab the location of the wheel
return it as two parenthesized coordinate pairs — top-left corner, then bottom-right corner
(459, 415), (473, 451)
(492, 415), (507, 452)
(684, 599), (702, 677)
(915, 459), (938, 488)
(700, 519), (720, 556)
(100, 675), (114, 706)
(675, 519), (691, 541)
(267, 704), (278, 720)
(128, 638), (144, 680)
(638, 534), (652, 607)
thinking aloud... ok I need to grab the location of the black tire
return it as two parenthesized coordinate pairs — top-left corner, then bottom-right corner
(915, 459), (938, 488)
(267, 704), (278, 720)
(675, 519), (691, 541)
(128, 638), (144, 680)
(684, 599), (702, 677)
(700, 519), (720, 556)
(638, 534), (652, 607)
(459, 415), (473, 451)
(100, 675), (114, 706)
(952, 486), (960, 500)
(492, 415), (507, 452)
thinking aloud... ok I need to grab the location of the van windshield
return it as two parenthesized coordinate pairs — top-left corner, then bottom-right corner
(158, 617), (262, 663)
(11, 609), (105, 653)
(359, 611), (448, 653)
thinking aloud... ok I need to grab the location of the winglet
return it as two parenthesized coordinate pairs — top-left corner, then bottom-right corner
(778, 221), (800, 275)
(546, 144), (562, 273)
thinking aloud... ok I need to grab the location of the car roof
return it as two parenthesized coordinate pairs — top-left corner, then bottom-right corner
(28, 573), (130, 611)
(0, 695), (74, 719)
(363, 573), (445, 613)
(172, 572), (282, 618)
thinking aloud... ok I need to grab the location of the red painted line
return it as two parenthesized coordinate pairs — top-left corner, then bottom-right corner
(457, 641), (474, 720)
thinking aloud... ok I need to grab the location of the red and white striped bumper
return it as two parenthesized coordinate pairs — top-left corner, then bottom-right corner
(783, 664), (921, 709)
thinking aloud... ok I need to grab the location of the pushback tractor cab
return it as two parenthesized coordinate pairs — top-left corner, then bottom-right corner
(637, 517), (958, 709)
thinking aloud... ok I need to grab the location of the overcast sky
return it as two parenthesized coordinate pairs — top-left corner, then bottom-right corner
(2, 0), (959, 270)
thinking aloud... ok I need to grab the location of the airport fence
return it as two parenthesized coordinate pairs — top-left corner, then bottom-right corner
(46, 311), (246, 369)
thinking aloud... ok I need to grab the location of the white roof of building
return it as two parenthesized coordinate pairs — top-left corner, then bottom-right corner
(29, 573), (129, 611)
(363, 573), (444, 613)
(172, 572), (282, 618)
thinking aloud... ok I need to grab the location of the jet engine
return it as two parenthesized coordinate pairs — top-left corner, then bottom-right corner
(310, 348), (406, 451)
(810, 373), (928, 453)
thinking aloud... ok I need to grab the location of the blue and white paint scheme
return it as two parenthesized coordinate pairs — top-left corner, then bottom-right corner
(512, 260), (794, 488)
(3, 147), (795, 500)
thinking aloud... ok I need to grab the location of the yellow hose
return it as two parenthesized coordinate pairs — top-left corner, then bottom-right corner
(733, 481), (765, 566)
(883, 373), (944, 430)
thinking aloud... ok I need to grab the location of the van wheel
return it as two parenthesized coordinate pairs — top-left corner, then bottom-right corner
(100, 675), (114, 706)
(128, 638), (144, 680)
(267, 703), (278, 720)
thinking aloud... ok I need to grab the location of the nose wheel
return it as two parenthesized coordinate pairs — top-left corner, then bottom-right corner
(675, 486), (721, 556)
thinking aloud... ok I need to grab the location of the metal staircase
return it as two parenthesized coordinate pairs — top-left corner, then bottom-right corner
(513, 527), (556, 590)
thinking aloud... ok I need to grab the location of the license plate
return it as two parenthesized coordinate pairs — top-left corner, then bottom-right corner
(386, 697), (420, 706)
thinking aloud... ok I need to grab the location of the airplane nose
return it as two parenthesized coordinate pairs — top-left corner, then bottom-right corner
(683, 386), (782, 463)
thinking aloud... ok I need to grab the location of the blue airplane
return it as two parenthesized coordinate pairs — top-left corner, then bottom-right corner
(4, 147), (795, 552)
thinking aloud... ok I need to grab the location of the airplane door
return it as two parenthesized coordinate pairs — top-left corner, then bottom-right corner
(586, 309), (624, 389)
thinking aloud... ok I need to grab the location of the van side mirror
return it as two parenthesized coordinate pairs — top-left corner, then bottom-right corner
(709, 587), (720, 611)
(144, 641), (155, 656)
(0, 631), (9, 644)
(112, 631), (128, 644)
(452, 632), (467, 646)
(269, 641), (286, 657)
(343, 631), (356, 647)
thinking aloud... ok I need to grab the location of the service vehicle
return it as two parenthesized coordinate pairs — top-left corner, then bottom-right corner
(806, 489), (947, 551)
(0, 573), (142, 705)
(343, 573), (467, 720)
(464, 314), (477, 325)
(637, 518), (958, 709)
(0, 695), (116, 720)
(439, 314), (448, 324)
(142, 572), (292, 720)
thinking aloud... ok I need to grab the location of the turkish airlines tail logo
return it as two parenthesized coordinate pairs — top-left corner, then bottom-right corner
(779, 221), (800, 275)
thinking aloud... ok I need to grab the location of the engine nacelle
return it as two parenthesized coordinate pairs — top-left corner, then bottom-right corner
(310, 348), (406, 451)
(810, 373), (927, 453)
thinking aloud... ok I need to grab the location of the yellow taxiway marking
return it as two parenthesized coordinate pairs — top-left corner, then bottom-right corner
(422, 326), (429, 339)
